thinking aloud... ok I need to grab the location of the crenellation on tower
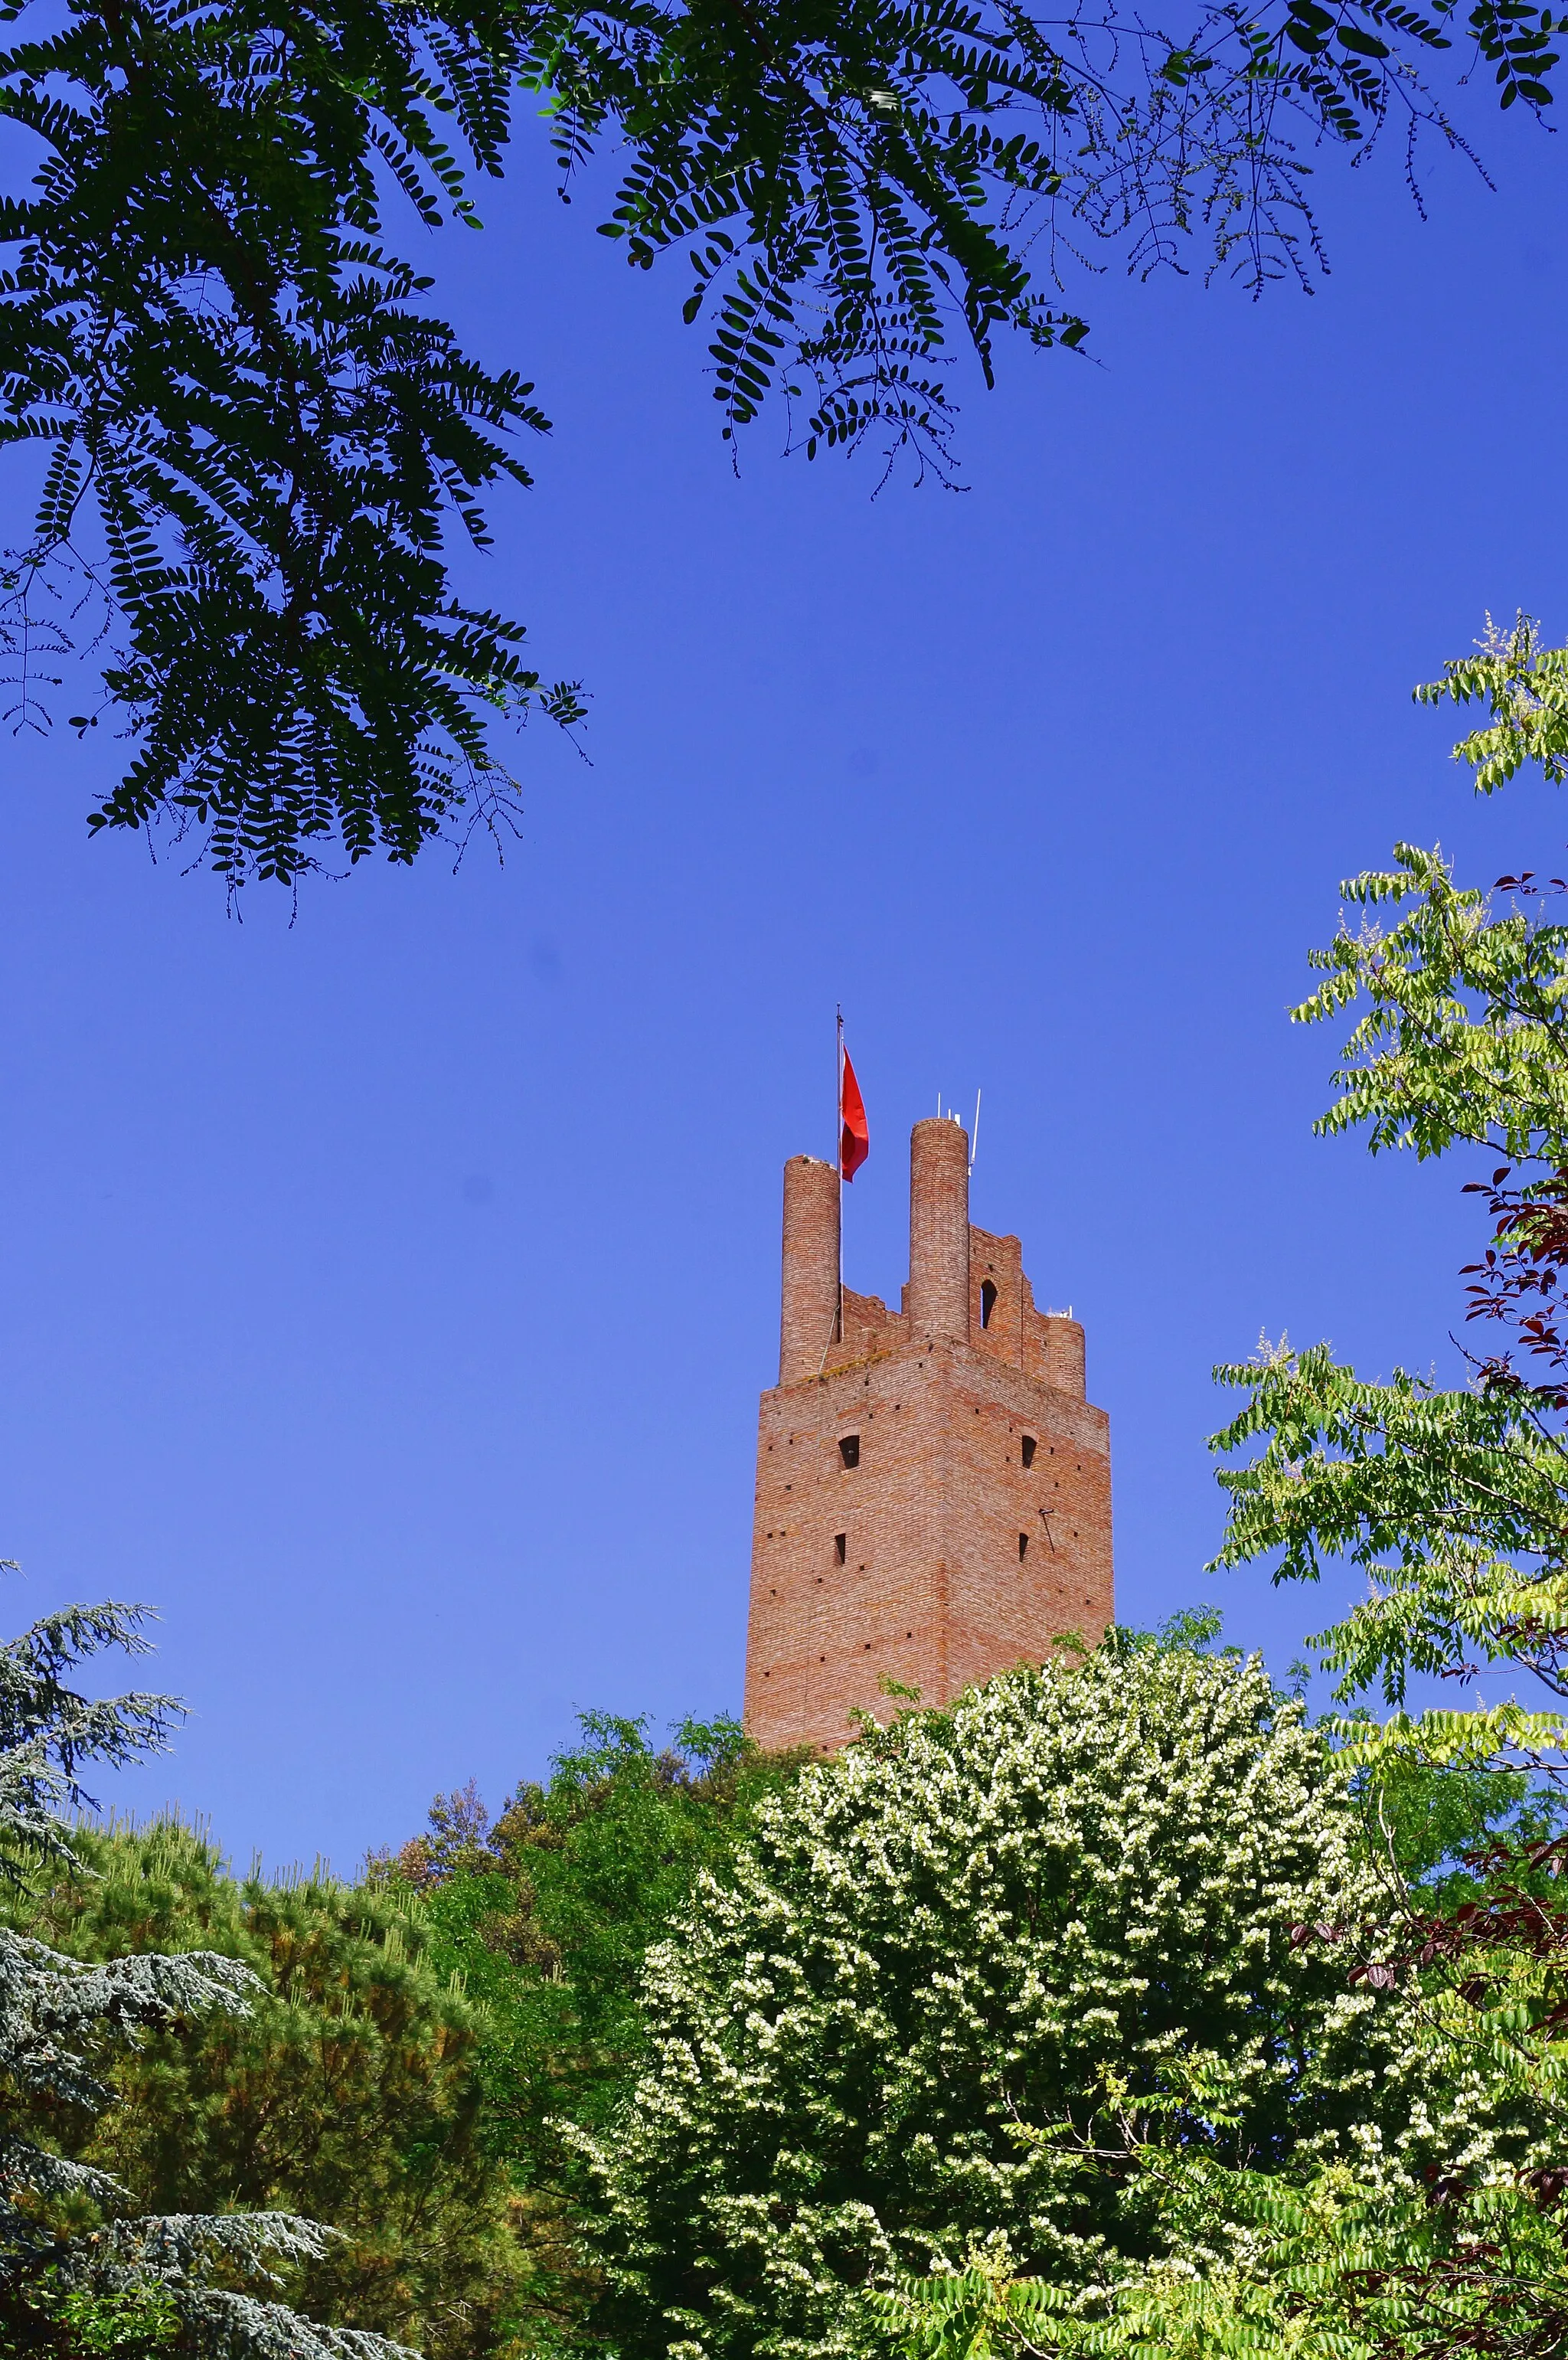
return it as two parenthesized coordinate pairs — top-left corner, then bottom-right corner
(743, 1116), (1114, 1755)
(835, 1286), (903, 1367)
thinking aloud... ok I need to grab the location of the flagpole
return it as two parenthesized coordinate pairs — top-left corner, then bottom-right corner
(835, 1005), (844, 1352)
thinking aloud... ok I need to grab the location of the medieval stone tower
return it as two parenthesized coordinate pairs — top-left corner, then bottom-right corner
(743, 1117), (1114, 1754)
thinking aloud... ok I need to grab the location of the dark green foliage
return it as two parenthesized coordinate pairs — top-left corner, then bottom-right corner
(362, 1712), (807, 2345)
(0, 0), (586, 889)
(381, 1712), (808, 2181)
(0, 0), (1561, 885)
(4, 1817), (534, 2360)
(0, 2273), (181, 2358)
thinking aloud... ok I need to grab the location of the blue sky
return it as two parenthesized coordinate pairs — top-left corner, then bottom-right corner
(2, 95), (1566, 1872)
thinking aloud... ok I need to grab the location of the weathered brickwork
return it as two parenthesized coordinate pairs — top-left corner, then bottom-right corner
(743, 1118), (1114, 1754)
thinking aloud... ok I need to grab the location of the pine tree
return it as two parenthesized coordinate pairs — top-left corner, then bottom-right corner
(9, 1816), (537, 2360)
(0, 1575), (415, 2360)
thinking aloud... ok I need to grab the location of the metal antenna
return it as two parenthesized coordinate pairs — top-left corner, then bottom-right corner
(969, 1089), (982, 1175)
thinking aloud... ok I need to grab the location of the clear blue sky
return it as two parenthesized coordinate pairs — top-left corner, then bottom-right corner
(2, 100), (1565, 1873)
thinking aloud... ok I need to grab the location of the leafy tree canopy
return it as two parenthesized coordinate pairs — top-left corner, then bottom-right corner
(375, 1714), (807, 2203)
(2, 0), (1562, 887)
(1210, 613), (1568, 1776)
(879, 2163), (1568, 2358)
(1027, 613), (1568, 2359)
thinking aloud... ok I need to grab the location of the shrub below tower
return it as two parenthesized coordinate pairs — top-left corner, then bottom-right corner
(581, 1642), (1530, 2360)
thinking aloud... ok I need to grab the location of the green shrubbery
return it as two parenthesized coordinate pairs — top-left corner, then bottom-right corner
(7, 1626), (1557, 2360)
(0, 1598), (420, 2360)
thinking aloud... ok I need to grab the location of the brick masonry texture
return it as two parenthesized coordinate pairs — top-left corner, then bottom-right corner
(743, 1120), (1114, 1754)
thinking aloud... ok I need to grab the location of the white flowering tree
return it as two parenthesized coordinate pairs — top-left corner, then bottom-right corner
(0, 1578), (416, 2359)
(582, 1640), (1511, 2360)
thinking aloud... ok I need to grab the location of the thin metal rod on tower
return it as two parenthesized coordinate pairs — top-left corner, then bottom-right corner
(835, 1006), (844, 1348)
(820, 1007), (845, 1378)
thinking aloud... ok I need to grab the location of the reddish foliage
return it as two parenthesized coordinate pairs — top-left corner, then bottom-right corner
(1462, 1166), (1568, 1410)
(1292, 1836), (1568, 2035)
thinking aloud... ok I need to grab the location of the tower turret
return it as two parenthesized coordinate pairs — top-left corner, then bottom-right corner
(906, 1116), (971, 1341)
(779, 1155), (841, 1384)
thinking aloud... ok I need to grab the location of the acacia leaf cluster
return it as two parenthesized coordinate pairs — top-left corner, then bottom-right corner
(2, 0), (1564, 884)
(1209, 616), (1568, 1770)
(880, 2164), (1568, 2358)
(0, 0), (590, 889)
(1152, 614), (1568, 2352)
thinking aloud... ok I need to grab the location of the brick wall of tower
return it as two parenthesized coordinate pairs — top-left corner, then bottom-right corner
(743, 1120), (1114, 1756)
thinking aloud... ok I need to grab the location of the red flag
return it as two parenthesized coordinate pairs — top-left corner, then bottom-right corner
(839, 1048), (869, 1182)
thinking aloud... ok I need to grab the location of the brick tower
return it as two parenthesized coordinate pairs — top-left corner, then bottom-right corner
(743, 1118), (1114, 1754)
